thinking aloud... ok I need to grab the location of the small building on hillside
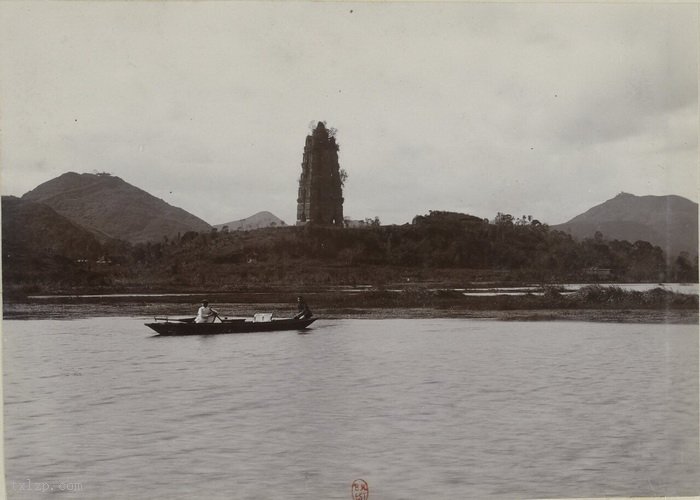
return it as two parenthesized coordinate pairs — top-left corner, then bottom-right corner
(584, 267), (613, 279)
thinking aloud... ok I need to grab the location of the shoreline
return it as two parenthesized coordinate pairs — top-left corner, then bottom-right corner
(3, 283), (698, 324)
(320, 308), (699, 324)
(5, 280), (699, 298)
(2, 302), (697, 324)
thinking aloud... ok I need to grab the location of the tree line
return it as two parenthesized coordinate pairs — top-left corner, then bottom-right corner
(118, 210), (696, 284)
(5, 209), (697, 295)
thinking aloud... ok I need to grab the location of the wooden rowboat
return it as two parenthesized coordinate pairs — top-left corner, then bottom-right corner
(145, 316), (316, 336)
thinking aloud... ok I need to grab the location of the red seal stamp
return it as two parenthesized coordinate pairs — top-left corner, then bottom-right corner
(351, 479), (369, 500)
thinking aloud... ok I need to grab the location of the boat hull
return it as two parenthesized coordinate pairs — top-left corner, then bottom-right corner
(145, 317), (316, 336)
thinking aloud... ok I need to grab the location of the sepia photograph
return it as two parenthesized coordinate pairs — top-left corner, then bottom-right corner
(1, 1), (698, 499)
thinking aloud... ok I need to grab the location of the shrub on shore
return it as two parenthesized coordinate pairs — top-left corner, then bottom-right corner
(571, 284), (697, 308)
(314, 285), (697, 311)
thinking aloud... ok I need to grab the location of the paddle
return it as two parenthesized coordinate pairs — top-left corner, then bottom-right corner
(154, 317), (196, 323)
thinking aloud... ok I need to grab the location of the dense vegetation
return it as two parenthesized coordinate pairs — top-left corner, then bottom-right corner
(4, 210), (697, 296)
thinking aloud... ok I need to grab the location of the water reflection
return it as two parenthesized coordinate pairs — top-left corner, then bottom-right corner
(3, 318), (699, 499)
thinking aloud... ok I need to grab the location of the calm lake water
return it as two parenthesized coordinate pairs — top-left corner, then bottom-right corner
(3, 317), (699, 499)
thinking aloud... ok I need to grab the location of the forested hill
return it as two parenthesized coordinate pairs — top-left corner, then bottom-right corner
(4, 210), (696, 295)
(2, 196), (103, 259)
(22, 172), (211, 244)
(553, 193), (698, 259)
(1, 196), (128, 289)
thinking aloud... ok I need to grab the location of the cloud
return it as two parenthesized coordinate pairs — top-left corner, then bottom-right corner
(1, 2), (697, 227)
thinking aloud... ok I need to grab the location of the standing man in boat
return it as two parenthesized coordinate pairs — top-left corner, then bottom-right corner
(195, 300), (219, 323)
(293, 296), (312, 319)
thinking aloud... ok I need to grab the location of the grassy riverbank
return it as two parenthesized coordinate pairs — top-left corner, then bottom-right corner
(4, 285), (697, 324)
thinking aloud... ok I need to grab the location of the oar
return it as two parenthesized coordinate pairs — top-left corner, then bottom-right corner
(154, 317), (196, 323)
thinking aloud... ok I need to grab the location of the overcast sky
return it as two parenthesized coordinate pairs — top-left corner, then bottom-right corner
(1, 2), (697, 226)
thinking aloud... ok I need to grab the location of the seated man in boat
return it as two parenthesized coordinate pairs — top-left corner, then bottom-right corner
(293, 296), (313, 319)
(195, 300), (219, 323)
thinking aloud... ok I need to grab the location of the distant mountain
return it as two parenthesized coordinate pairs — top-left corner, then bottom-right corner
(553, 193), (698, 258)
(22, 172), (211, 244)
(214, 211), (286, 231)
(2, 195), (103, 261)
